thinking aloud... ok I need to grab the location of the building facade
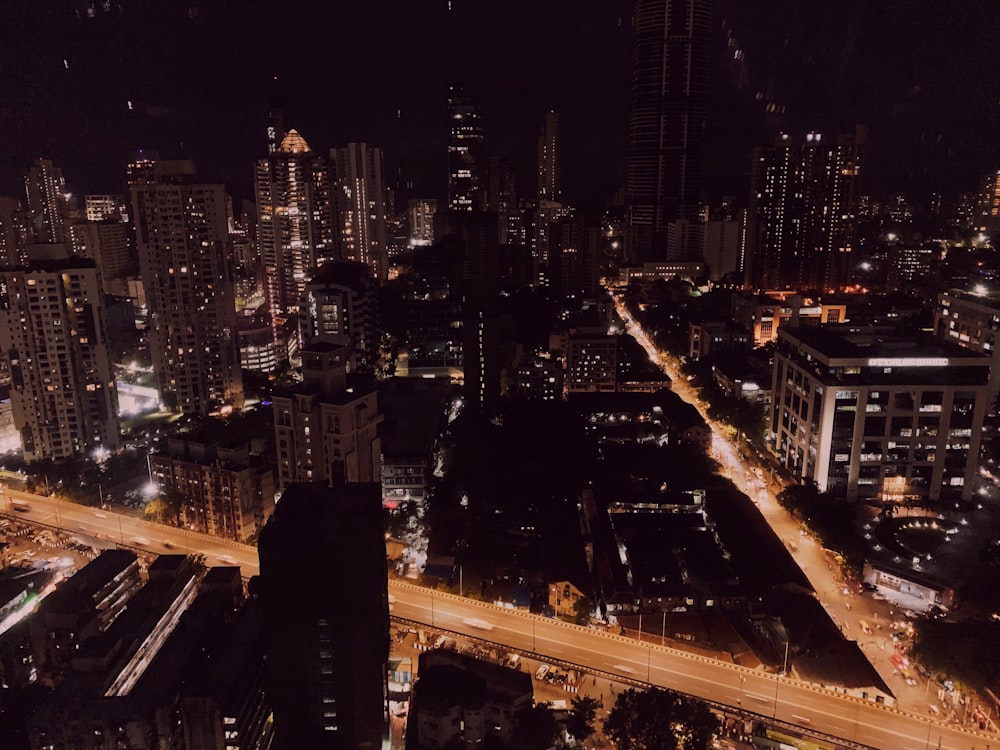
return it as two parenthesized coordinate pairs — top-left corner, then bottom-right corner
(933, 288), (1000, 406)
(771, 325), (989, 503)
(331, 143), (388, 284)
(746, 128), (866, 292)
(272, 338), (382, 490)
(299, 261), (379, 374)
(258, 482), (389, 750)
(131, 160), (243, 416)
(149, 437), (275, 542)
(24, 158), (70, 244)
(447, 86), (485, 213)
(0, 251), (120, 462)
(255, 130), (337, 349)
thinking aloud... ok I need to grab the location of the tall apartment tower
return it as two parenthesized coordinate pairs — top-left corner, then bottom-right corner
(408, 198), (437, 246)
(24, 158), (71, 244)
(298, 260), (380, 374)
(626, 0), (712, 263)
(130, 159), (244, 416)
(258, 481), (389, 750)
(0, 197), (29, 266)
(537, 110), (561, 203)
(746, 127), (866, 292)
(0, 247), (120, 462)
(255, 130), (337, 348)
(447, 86), (485, 212)
(977, 170), (1000, 235)
(331, 143), (388, 284)
(272, 337), (382, 490)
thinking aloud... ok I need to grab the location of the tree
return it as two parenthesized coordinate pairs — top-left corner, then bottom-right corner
(573, 596), (593, 625)
(604, 687), (720, 750)
(512, 704), (557, 750)
(566, 695), (600, 741)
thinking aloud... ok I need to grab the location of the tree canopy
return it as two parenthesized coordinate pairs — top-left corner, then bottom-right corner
(604, 687), (719, 750)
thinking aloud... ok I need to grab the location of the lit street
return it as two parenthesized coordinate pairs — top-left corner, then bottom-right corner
(1, 487), (993, 749)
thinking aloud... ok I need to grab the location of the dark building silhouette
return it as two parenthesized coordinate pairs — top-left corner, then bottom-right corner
(447, 86), (485, 213)
(258, 482), (389, 750)
(626, 0), (712, 263)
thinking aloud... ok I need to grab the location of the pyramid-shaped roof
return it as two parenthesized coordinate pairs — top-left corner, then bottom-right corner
(278, 129), (311, 154)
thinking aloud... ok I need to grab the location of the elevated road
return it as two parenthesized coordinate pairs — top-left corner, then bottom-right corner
(1, 489), (991, 750)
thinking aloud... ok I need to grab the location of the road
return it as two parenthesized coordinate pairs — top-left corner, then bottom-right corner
(609, 293), (951, 712)
(1, 488), (992, 749)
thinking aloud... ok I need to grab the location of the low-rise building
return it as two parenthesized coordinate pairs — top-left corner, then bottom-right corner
(733, 291), (846, 348)
(150, 436), (275, 542)
(688, 320), (751, 361)
(862, 561), (954, 614)
(412, 650), (533, 750)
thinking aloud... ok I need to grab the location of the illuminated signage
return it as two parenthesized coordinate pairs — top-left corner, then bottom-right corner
(866, 358), (949, 368)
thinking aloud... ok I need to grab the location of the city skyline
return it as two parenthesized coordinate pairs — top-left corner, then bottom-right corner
(2, 1), (1000, 208)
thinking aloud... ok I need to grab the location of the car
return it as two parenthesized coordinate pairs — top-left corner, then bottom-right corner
(462, 618), (494, 631)
(163, 541), (175, 549)
(132, 537), (150, 546)
(218, 555), (238, 566)
(861, 583), (878, 593)
(535, 664), (550, 680)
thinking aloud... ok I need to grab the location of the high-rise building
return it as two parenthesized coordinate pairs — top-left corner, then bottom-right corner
(447, 86), (485, 212)
(258, 481), (389, 750)
(85, 194), (127, 222)
(626, 0), (712, 262)
(24, 158), (71, 244)
(408, 198), (437, 246)
(69, 220), (132, 290)
(0, 247), (121, 462)
(298, 260), (380, 374)
(537, 110), (561, 203)
(255, 130), (337, 347)
(331, 143), (388, 284)
(701, 218), (741, 281)
(976, 170), (1000, 235)
(272, 337), (382, 489)
(933, 288), (1000, 407)
(0, 197), (29, 266)
(484, 154), (521, 246)
(746, 127), (867, 292)
(130, 159), (244, 416)
(771, 325), (989, 503)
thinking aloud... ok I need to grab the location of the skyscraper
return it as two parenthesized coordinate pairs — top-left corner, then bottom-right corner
(626, 0), (712, 262)
(24, 158), (71, 244)
(537, 110), (561, 203)
(255, 129), (337, 349)
(0, 247), (120, 462)
(130, 159), (244, 416)
(331, 143), (388, 284)
(258, 481), (389, 750)
(746, 127), (866, 292)
(447, 86), (485, 212)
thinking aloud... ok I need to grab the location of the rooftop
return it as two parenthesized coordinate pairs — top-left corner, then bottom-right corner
(780, 324), (990, 363)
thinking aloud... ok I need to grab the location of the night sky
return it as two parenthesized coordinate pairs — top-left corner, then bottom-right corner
(2, 0), (998, 210)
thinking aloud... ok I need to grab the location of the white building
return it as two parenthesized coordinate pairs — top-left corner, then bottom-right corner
(771, 325), (989, 503)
